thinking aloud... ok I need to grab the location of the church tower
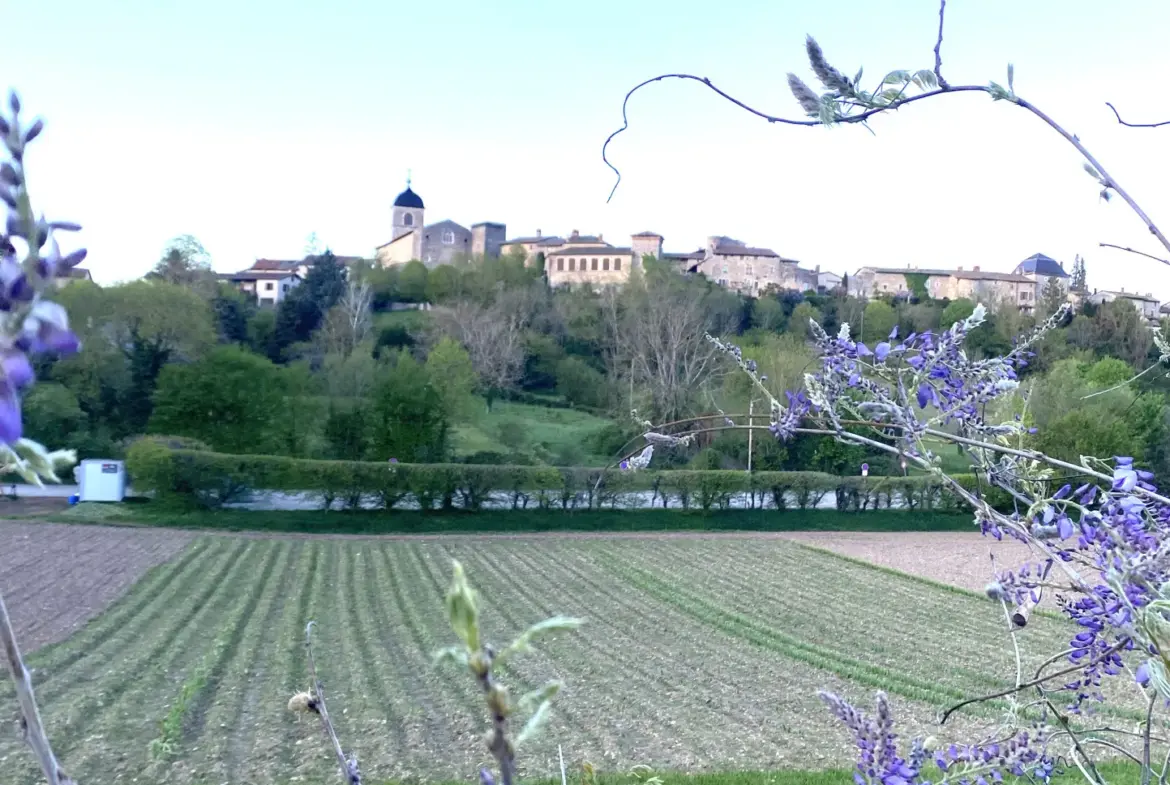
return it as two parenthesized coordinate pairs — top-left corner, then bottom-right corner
(391, 175), (425, 258)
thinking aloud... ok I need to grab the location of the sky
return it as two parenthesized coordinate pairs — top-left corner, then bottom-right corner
(3, 0), (1170, 295)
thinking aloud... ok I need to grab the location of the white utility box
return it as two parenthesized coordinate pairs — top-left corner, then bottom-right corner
(77, 459), (127, 502)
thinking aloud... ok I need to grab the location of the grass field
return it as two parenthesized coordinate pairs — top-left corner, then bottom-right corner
(0, 529), (1138, 785)
(450, 400), (618, 465)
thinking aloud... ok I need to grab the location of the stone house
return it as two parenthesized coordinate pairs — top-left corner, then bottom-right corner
(851, 264), (1036, 311)
(501, 230), (609, 263)
(1088, 288), (1160, 322)
(545, 244), (638, 287)
(375, 180), (506, 268)
(692, 237), (808, 297)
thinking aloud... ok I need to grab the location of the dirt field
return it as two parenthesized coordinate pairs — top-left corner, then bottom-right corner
(0, 521), (193, 651)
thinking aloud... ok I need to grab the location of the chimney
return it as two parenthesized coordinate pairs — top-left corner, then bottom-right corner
(536, 229), (542, 239)
(1121, 286), (1126, 292)
(958, 266), (964, 271)
(598, 233), (603, 241)
(973, 265), (980, 272)
(571, 229), (579, 240)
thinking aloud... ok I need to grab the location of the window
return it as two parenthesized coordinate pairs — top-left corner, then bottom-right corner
(591, 258), (598, 271)
(722, 265), (728, 275)
(282, 284), (289, 292)
(569, 258), (575, 271)
(603, 258), (610, 271)
(745, 263), (754, 275)
(557, 258), (564, 271)
(265, 282), (274, 291)
(614, 258), (622, 271)
(441, 230), (455, 245)
(403, 213), (414, 227)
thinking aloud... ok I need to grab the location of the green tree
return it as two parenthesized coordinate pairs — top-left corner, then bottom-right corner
(148, 235), (216, 296)
(370, 350), (448, 462)
(751, 297), (786, 332)
(426, 337), (478, 420)
(1038, 276), (1067, 320)
(397, 260), (429, 303)
(861, 300), (897, 343)
(426, 264), (461, 303)
(270, 251), (348, 360)
(787, 302), (822, 338)
(1092, 298), (1152, 368)
(521, 332), (564, 391)
(555, 356), (609, 409)
(212, 282), (254, 344)
(149, 346), (286, 454)
(22, 383), (85, 449)
(1071, 255), (1088, 293)
(323, 402), (370, 460)
(940, 298), (976, 329)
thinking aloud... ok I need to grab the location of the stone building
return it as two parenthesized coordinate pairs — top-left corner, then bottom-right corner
(691, 237), (809, 297)
(501, 230), (609, 262)
(220, 269), (302, 307)
(542, 230), (704, 288)
(850, 264), (1037, 311)
(375, 180), (506, 268)
(1088, 288), (1160, 322)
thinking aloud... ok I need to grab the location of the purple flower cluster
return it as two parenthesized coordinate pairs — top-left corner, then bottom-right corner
(0, 92), (84, 443)
(820, 691), (1055, 785)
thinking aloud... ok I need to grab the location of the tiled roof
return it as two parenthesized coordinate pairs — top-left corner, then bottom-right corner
(1096, 290), (1159, 303)
(632, 231), (663, 238)
(858, 266), (955, 276)
(952, 271), (1033, 283)
(712, 243), (779, 258)
(663, 250), (706, 260)
(1016, 253), (1069, 277)
(548, 245), (633, 256)
(223, 270), (301, 281)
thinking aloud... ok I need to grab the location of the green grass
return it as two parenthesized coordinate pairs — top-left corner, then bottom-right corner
(450, 399), (618, 464)
(2, 533), (1145, 785)
(373, 308), (432, 333)
(54, 504), (978, 535)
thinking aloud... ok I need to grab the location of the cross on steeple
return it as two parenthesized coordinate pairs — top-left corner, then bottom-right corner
(406, 169), (412, 188)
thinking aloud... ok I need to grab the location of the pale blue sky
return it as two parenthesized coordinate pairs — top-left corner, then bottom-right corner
(4, 0), (1170, 295)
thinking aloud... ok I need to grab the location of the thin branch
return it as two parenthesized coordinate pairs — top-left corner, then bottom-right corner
(1145, 692), (1157, 785)
(0, 589), (76, 785)
(1106, 102), (1170, 129)
(1100, 242), (1170, 266)
(933, 0), (950, 89)
(305, 621), (360, 785)
(939, 637), (1130, 724)
(601, 74), (985, 202)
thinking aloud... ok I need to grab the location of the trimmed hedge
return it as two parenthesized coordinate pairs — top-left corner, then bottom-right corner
(127, 446), (1011, 513)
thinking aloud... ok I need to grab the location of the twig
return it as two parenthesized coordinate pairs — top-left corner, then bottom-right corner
(559, 744), (567, 785)
(939, 637), (1130, 724)
(1100, 242), (1170, 266)
(933, 0), (950, 89)
(304, 621), (360, 785)
(1106, 103), (1170, 129)
(0, 588), (76, 785)
(1144, 692), (1157, 785)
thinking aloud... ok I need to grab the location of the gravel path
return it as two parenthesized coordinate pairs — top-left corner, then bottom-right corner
(0, 521), (194, 651)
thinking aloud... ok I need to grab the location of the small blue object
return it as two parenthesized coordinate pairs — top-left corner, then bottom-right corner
(68, 494), (79, 505)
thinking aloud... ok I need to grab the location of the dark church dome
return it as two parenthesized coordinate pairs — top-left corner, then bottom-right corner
(393, 185), (424, 209)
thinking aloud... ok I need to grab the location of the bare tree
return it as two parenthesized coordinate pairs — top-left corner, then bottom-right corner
(434, 291), (531, 410)
(603, 272), (728, 422)
(320, 278), (373, 358)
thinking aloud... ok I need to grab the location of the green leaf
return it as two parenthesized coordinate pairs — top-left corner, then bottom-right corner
(516, 700), (552, 746)
(877, 89), (904, 104)
(1007, 62), (1015, 93)
(1083, 162), (1101, 180)
(882, 70), (911, 84)
(518, 681), (562, 714)
(497, 615), (582, 665)
(433, 646), (469, 668)
(913, 69), (938, 89)
(444, 560), (480, 652)
(853, 67), (864, 86)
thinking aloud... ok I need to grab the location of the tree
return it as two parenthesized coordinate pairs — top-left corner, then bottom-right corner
(425, 337), (478, 420)
(271, 250), (348, 360)
(323, 401), (370, 460)
(370, 350), (448, 462)
(22, 383), (84, 450)
(425, 264), (462, 303)
(940, 298), (976, 329)
(1092, 298), (1152, 368)
(149, 346), (286, 454)
(555, 356), (609, 410)
(787, 302), (821, 338)
(1038, 276), (1067, 321)
(750, 297), (786, 332)
(603, 268), (728, 421)
(149, 235), (216, 296)
(318, 278), (373, 357)
(304, 231), (323, 256)
(397, 260), (429, 303)
(212, 283), (254, 344)
(861, 300), (897, 343)
(1071, 255), (1088, 293)
(434, 294), (531, 410)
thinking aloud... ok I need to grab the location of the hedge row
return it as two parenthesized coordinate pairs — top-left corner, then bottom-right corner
(126, 443), (1012, 513)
